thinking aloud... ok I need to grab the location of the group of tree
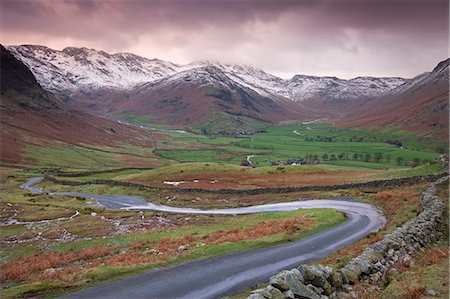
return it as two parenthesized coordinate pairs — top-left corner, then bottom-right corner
(302, 152), (425, 166)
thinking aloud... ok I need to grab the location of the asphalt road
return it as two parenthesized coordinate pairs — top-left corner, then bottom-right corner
(21, 177), (385, 299)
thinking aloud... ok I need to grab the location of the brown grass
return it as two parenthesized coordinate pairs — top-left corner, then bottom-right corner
(0, 246), (119, 282)
(106, 216), (313, 267)
(370, 189), (421, 218)
(317, 234), (383, 267)
(352, 283), (381, 299)
(399, 268), (426, 299)
(1, 215), (314, 282)
(422, 246), (449, 266)
(202, 217), (313, 244)
(130, 170), (381, 190)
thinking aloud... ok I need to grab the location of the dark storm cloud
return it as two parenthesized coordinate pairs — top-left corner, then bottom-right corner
(1, 0), (448, 78)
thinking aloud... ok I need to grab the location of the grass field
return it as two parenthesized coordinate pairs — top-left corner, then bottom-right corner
(149, 122), (444, 169)
(16, 121), (443, 171)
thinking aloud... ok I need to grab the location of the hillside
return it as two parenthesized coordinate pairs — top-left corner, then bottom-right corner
(0, 45), (160, 166)
(6, 45), (449, 139)
(119, 64), (320, 127)
(7, 45), (410, 130)
(335, 59), (449, 141)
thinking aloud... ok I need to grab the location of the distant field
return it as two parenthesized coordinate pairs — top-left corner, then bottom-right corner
(151, 122), (443, 169)
(16, 121), (443, 170)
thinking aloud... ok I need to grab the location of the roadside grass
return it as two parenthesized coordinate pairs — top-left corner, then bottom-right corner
(0, 206), (345, 299)
(227, 183), (447, 299)
(311, 184), (426, 268)
(49, 208), (343, 253)
(382, 242), (449, 299)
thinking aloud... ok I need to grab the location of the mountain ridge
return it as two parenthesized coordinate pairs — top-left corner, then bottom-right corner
(8, 44), (409, 103)
(5, 44), (448, 140)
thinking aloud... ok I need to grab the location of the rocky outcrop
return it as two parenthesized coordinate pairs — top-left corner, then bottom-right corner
(44, 172), (448, 195)
(248, 176), (448, 299)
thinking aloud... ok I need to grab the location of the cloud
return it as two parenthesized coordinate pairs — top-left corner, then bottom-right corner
(1, 0), (448, 78)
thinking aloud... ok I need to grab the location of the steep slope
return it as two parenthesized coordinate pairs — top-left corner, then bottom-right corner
(335, 59), (449, 141)
(7, 45), (180, 100)
(7, 45), (408, 126)
(0, 45), (160, 166)
(120, 65), (318, 127)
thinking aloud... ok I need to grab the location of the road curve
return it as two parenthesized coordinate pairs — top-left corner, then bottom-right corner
(21, 177), (385, 299)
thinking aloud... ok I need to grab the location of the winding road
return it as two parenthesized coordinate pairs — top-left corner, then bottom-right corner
(21, 177), (386, 299)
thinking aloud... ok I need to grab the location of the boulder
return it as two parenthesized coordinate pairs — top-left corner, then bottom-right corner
(266, 286), (284, 299)
(269, 270), (291, 290)
(330, 271), (343, 288)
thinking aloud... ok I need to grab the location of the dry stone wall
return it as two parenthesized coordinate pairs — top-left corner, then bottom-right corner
(45, 172), (447, 195)
(247, 176), (448, 299)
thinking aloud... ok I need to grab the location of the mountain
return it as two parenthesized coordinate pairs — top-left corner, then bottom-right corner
(6, 45), (448, 139)
(336, 59), (449, 141)
(120, 64), (320, 127)
(7, 45), (409, 127)
(8, 45), (408, 103)
(285, 75), (406, 102)
(0, 45), (160, 166)
(7, 45), (180, 100)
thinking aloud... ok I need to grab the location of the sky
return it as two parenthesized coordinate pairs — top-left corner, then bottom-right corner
(1, 0), (448, 79)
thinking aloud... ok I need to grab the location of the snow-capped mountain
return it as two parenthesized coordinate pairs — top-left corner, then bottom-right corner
(285, 75), (406, 101)
(7, 45), (181, 98)
(7, 45), (408, 102)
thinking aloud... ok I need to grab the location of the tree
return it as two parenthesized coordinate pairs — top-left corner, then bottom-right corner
(364, 153), (371, 162)
(374, 152), (383, 163)
(352, 153), (358, 160)
(338, 153), (345, 160)
(330, 154), (336, 161)
(396, 156), (404, 165)
(321, 153), (329, 161)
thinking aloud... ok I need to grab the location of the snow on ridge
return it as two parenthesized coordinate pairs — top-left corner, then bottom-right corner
(7, 45), (181, 93)
(7, 44), (409, 102)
